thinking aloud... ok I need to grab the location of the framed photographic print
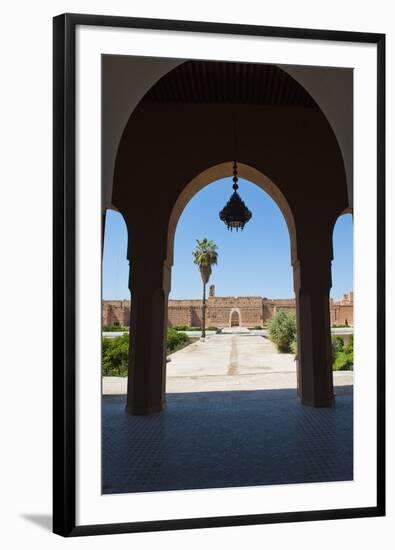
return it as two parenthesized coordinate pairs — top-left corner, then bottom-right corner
(53, 13), (385, 536)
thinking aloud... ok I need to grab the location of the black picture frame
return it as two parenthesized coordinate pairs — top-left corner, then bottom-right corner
(53, 13), (386, 537)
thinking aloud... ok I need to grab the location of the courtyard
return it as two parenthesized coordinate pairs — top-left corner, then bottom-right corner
(102, 330), (353, 494)
(103, 331), (353, 394)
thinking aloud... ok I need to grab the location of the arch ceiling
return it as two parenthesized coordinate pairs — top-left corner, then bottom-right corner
(103, 57), (352, 211)
(145, 61), (316, 106)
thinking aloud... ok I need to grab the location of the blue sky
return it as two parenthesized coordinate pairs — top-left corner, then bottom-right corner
(103, 178), (353, 300)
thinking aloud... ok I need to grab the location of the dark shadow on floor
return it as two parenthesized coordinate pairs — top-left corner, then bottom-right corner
(102, 386), (353, 495)
(21, 514), (52, 531)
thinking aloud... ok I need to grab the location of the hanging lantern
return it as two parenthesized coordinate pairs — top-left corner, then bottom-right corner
(219, 161), (252, 231)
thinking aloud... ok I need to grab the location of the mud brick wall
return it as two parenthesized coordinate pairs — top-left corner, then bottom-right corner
(102, 294), (353, 328)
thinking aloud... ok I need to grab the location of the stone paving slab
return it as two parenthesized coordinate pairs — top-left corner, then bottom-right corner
(166, 333), (295, 377)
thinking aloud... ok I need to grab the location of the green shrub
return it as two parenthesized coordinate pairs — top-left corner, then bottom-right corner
(286, 333), (353, 370)
(333, 351), (353, 371)
(166, 328), (189, 352)
(345, 334), (353, 354)
(102, 333), (129, 376)
(207, 326), (218, 331)
(268, 309), (297, 353)
(332, 334), (353, 371)
(332, 336), (344, 356)
(253, 325), (263, 330)
(172, 325), (201, 331)
(102, 329), (191, 376)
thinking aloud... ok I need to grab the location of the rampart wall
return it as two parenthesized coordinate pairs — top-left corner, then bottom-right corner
(102, 292), (353, 328)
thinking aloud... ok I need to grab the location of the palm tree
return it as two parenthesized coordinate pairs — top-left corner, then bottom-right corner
(192, 238), (219, 338)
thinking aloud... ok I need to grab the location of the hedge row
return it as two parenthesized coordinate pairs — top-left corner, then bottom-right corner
(102, 329), (190, 377)
(102, 324), (128, 332)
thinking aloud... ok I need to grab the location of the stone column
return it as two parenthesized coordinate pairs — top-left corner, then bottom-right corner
(125, 256), (170, 415)
(293, 256), (334, 407)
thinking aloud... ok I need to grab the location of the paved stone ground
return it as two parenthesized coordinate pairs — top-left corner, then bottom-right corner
(102, 331), (353, 494)
(103, 333), (353, 394)
(103, 386), (353, 494)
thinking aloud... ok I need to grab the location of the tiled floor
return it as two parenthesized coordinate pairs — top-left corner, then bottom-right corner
(102, 386), (353, 494)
